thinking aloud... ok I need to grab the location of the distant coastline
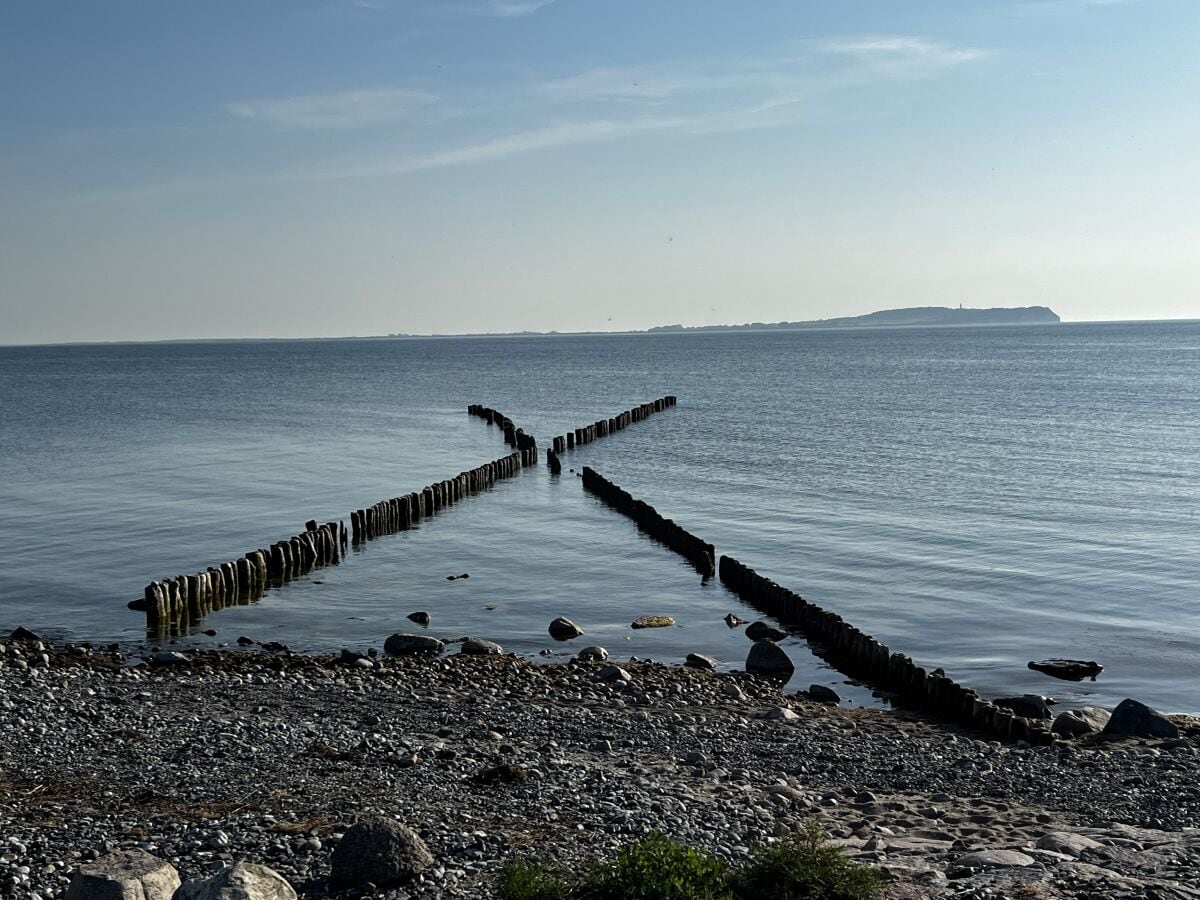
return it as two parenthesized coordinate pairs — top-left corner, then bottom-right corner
(388, 304), (1061, 339)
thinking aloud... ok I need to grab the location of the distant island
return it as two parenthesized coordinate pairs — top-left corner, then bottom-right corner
(386, 305), (1060, 339)
(644, 305), (1060, 333)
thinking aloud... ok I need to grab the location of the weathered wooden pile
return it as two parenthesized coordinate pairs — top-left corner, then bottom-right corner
(138, 519), (347, 636)
(349, 448), (525, 543)
(467, 405), (538, 465)
(550, 395), (677, 454)
(718, 555), (1054, 745)
(580, 466), (716, 576)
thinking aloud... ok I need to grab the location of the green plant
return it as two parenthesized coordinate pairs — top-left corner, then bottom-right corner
(496, 858), (570, 900)
(577, 831), (732, 900)
(730, 821), (885, 900)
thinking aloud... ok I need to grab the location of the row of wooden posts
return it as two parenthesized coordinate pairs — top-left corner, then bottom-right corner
(349, 448), (526, 543)
(719, 555), (1054, 745)
(580, 466), (717, 576)
(138, 404), (542, 635)
(138, 519), (348, 637)
(135, 396), (675, 635)
(467, 405), (538, 466)
(546, 395), (678, 474)
(574, 463), (1051, 744)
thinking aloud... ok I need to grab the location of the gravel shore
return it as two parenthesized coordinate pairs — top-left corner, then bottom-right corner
(2, 637), (1198, 899)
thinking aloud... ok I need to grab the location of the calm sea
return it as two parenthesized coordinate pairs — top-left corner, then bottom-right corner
(1, 323), (1197, 713)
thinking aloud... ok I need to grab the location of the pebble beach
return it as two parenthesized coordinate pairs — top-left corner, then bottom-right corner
(2, 636), (1198, 899)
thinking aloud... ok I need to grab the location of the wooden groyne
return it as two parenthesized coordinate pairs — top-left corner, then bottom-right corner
(551, 395), (676, 454)
(468, 405), (538, 466)
(349, 449), (525, 543)
(580, 466), (716, 576)
(138, 519), (347, 637)
(718, 555), (1054, 745)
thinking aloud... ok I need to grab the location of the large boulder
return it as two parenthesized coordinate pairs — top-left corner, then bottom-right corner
(745, 621), (786, 642)
(548, 617), (584, 641)
(1051, 706), (1112, 738)
(329, 816), (434, 889)
(176, 862), (296, 900)
(1102, 698), (1179, 739)
(994, 695), (1053, 720)
(746, 640), (794, 676)
(65, 849), (180, 900)
(383, 633), (444, 656)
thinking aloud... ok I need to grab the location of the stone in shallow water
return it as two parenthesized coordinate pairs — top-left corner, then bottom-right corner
(548, 617), (584, 640)
(685, 652), (717, 670)
(65, 849), (181, 900)
(1028, 659), (1103, 681)
(745, 620), (786, 642)
(576, 645), (608, 662)
(631, 615), (675, 629)
(746, 640), (794, 676)
(807, 684), (841, 704)
(383, 633), (444, 656)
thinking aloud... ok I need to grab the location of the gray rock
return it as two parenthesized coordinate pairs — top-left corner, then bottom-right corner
(460, 638), (504, 656)
(8, 627), (42, 642)
(765, 706), (799, 721)
(685, 653), (717, 670)
(746, 640), (794, 676)
(724, 613), (746, 628)
(406, 611), (431, 626)
(631, 615), (674, 629)
(1036, 832), (1104, 858)
(576, 646), (608, 662)
(994, 694), (1054, 720)
(744, 621), (786, 642)
(176, 862), (296, 900)
(955, 849), (1037, 868)
(383, 633), (444, 656)
(807, 684), (841, 704)
(1102, 698), (1179, 738)
(1052, 706), (1112, 738)
(329, 815), (434, 889)
(149, 651), (189, 666)
(721, 682), (746, 700)
(597, 665), (632, 683)
(548, 617), (583, 640)
(65, 849), (181, 900)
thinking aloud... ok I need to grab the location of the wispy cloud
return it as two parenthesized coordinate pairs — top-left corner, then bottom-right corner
(479, 0), (556, 17)
(226, 87), (437, 129)
(287, 34), (987, 180)
(819, 36), (988, 71)
(296, 115), (692, 180)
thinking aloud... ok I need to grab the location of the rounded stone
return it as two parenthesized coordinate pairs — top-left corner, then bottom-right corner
(329, 816), (434, 889)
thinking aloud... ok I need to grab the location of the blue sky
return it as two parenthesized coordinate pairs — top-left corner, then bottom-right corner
(1, 0), (1197, 343)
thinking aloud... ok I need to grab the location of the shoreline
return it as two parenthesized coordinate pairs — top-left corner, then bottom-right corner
(2, 638), (1198, 898)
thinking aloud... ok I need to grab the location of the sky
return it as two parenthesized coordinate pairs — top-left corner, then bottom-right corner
(1, 1), (1197, 344)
